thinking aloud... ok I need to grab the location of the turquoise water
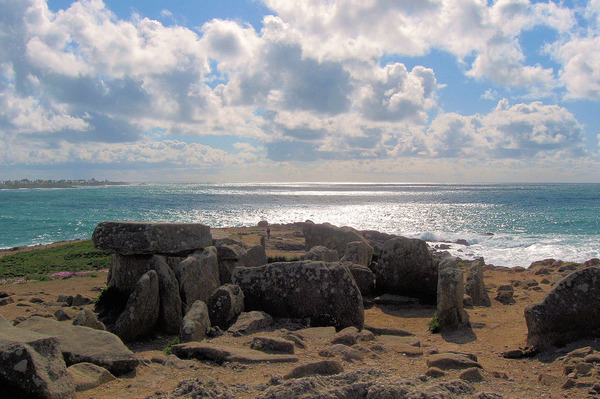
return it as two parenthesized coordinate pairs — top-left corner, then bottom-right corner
(1, 183), (598, 267)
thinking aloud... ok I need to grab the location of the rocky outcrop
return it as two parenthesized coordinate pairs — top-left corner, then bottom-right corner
(303, 245), (340, 262)
(465, 262), (491, 307)
(525, 267), (600, 350)
(302, 223), (369, 255)
(340, 240), (374, 267)
(92, 221), (212, 256)
(180, 300), (211, 343)
(207, 284), (245, 330)
(17, 316), (138, 375)
(227, 311), (273, 335)
(375, 237), (437, 303)
(232, 261), (364, 330)
(0, 318), (75, 399)
(437, 267), (469, 331)
(176, 247), (220, 311)
(114, 270), (160, 342)
(345, 262), (375, 296)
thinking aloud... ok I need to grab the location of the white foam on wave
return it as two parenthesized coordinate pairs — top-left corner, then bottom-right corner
(416, 231), (599, 268)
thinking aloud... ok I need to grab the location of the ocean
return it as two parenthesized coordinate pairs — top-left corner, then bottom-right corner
(1, 183), (598, 268)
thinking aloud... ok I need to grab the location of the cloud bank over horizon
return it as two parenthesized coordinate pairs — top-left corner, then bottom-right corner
(1, 0), (599, 182)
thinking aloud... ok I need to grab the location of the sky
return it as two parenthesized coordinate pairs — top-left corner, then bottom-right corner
(1, 0), (600, 183)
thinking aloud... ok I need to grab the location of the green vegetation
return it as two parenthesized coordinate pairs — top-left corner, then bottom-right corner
(427, 312), (440, 334)
(0, 239), (111, 278)
(163, 337), (181, 355)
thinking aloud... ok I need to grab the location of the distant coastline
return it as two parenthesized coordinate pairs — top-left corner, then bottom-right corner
(0, 178), (128, 190)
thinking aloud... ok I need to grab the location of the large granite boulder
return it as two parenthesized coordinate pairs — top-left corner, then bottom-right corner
(215, 241), (247, 284)
(176, 247), (220, 311)
(345, 263), (375, 297)
(465, 262), (491, 307)
(303, 246), (340, 262)
(525, 267), (600, 350)
(207, 284), (245, 330)
(150, 256), (183, 335)
(302, 223), (369, 256)
(437, 267), (469, 331)
(0, 318), (75, 399)
(340, 241), (374, 267)
(92, 221), (212, 256)
(16, 316), (138, 375)
(114, 270), (160, 341)
(375, 237), (437, 303)
(232, 261), (364, 330)
(107, 253), (153, 294)
(180, 301), (211, 343)
(241, 245), (268, 267)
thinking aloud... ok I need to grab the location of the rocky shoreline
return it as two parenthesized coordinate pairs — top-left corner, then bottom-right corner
(1, 221), (600, 398)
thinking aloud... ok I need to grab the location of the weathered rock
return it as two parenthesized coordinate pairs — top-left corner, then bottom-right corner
(330, 326), (360, 346)
(73, 309), (106, 331)
(215, 241), (246, 284)
(319, 344), (364, 361)
(149, 256), (182, 335)
(364, 324), (414, 337)
(250, 336), (295, 354)
(426, 353), (482, 370)
(0, 296), (14, 306)
(71, 294), (93, 307)
(303, 245), (340, 262)
(176, 247), (220, 311)
(341, 240), (374, 267)
(92, 221), (212, 255)
(495, 284), (514, 305)
(525, 267), (600, 350)
(107, 253), (153, 294)
(284, 360), (344, 379)
(373, 294), (419, 306)
(375, 237), (437, 303)
(55, 308), (72, 321)
(67, 362), (115, 392)
(207, 284), (245, 330)
(171, 342), (298, 364)
(465, 263), (491, 307)
(302, 223), (369, 255)
(232, 261), (364, 330)
(437, 267), (470, 331)
(16, 316), (138, 375)
(57, 294), (74, 306)
(180, 300), (211, 343)
(0, 319), (75, 399)
(227, 311), (273, 335)
(345, 263), (375, 296)
(241, 244), (268, 267)
(460, 367), (484, 382)
(114, 270), (160, 341)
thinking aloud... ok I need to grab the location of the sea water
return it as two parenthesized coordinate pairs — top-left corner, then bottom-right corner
(0, 183), (598, 268)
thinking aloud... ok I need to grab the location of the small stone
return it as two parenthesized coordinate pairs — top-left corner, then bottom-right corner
(283, 360), (343, 379)
(425, 367), (446, 378)
(460, 367), (484, 382)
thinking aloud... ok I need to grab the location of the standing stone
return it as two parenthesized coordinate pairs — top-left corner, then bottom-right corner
(303, 246), (340, 262)
(345, 263), (375, 296)
(437, 267), (469, 331)
(232, 261), (364, 330)
(149, 256), (182, 335)
(108, 254), (153, 294)
(215, 242), (245, 284)
(341, 241), (374, 267)
(180, 301), (211, 343)
(375, 237), (438, 303)
(176, 247), (220, 312)
(241, 245), (268, 267)
(114, 270), (160, 342)
(0, 319), (75, 399)
(207, 284), (245, 330)
(465, 262), (491, 307)
(525, 267), (600, 350)
(302, 223), (369, 256)
(92, 221), (212, 256)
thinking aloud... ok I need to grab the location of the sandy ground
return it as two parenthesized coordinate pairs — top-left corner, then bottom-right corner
(0, 225), (596, 399)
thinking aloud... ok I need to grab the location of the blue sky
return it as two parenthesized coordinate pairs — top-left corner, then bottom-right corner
(1, 0), (599, 182)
